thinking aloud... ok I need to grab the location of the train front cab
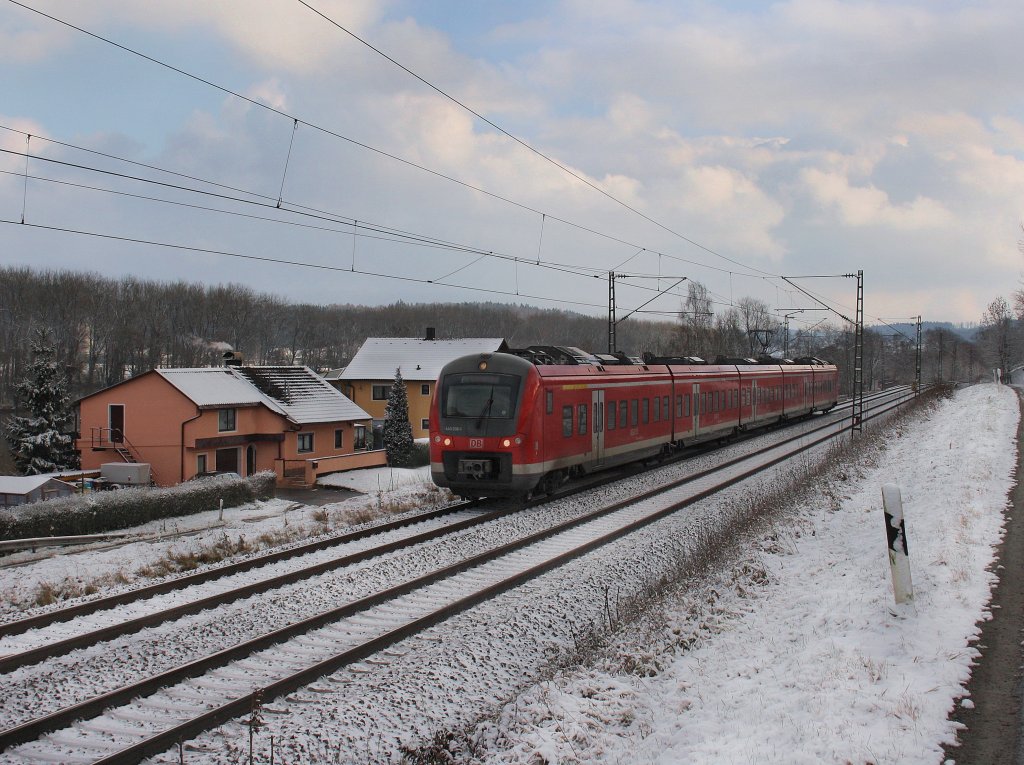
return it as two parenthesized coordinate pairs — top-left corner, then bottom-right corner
(429, 353), (540, 498)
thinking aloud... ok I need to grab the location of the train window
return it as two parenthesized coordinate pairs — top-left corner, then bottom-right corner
(619, 401), (628, 429)
(664, 396), (670, 418)
(676, 395), (683, 417)
(546, 390), (553, 415)
(563, 406), (573, 437)
(442, 373), (521, 420)
(578, 403), (588, 435)
(630, 399), (638, 427)
(684, 395), (690, 417)
(642, 398), (649, 424)
(653, 396), (660, 422)
(607, 401), (616, 431)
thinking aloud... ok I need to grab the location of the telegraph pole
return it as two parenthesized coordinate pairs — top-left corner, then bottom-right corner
(607, 272), (687, 355)
(915, 315), (922, 394)
(608, 271), (617, 354)
(852, 269), (864, 434)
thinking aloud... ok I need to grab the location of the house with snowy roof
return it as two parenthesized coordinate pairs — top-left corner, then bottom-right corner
(0, 475), (78, 508)
(336, 329), (507, 440)
(76, 365), (383, 488)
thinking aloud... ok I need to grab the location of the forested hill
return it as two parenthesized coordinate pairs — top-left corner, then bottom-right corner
(0, 266), (681, 407)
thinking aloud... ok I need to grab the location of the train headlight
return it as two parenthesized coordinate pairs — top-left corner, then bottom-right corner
(443, 437), (452, 447)
(478, 361), (488, 371)
(502, 438), (511, 447)
(433, 434), (441, 443)
(514, 436), (522, 445)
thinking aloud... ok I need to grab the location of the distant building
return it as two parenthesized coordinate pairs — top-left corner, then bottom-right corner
(76, 366), (384, 488)
(0, 475), (77, 508)
(338, 330), (507, 440)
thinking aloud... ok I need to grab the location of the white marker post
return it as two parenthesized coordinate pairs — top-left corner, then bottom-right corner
(882, 484), (914, 607)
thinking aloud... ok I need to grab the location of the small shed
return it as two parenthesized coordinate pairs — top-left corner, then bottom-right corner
(0, 475), (78, 508)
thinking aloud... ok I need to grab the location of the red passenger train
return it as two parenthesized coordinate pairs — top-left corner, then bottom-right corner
(429, 346), (839, 499)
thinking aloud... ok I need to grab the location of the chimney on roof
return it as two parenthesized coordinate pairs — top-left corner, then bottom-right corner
(425, 327), (436, 341)
(223, 351), (245, 367)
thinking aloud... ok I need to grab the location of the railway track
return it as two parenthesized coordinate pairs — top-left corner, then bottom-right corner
(0, 386), (899, 656)
(0, 385), (916, 763)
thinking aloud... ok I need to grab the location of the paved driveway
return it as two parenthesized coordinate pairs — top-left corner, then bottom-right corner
(274, 486), (360, 506)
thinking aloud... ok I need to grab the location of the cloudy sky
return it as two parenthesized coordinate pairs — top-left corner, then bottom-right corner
(1, 0), (1022, 330)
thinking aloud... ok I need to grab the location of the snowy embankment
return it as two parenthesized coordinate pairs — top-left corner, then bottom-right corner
(473, 384), (1019, 765)
(0, 467), (434, 617)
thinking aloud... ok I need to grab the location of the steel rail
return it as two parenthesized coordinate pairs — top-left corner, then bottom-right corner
(0, 386), (904, 671)
(0, 386), (899, 652)
(0, 501), (480, 640)
(88, 386), (922, 764)
(0, 386), (918, 760)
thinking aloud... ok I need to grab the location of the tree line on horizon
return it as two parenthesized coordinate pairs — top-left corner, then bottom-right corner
(0, 265), (995, 412)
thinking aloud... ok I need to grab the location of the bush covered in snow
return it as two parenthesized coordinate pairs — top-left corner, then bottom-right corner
(0, 471), (277, 540)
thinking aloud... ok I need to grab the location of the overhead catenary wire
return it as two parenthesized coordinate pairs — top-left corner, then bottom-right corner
(0, 151), (730, 311)
(0, 152), (617, 282)
(293, 0), (782, 281)
(5, 2), (782, 286)
(2, 6), (875, 327)
(0, 217), (612, 312)
(0, 123), (790, 299)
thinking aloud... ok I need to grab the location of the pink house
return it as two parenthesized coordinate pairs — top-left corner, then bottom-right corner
(76, 366), (385, 487)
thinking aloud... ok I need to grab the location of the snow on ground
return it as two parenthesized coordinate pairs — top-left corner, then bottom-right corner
(0, 467), (436, 616)
(317, 465), (429, 495)
(470, 383), (1019, 764)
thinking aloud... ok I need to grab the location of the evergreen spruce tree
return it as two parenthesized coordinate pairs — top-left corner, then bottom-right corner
(5, 332), (80, 475)
(382, 367), (415, 467)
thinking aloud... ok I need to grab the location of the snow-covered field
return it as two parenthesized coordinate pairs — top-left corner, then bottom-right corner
(471, 383), (1018, 764)
(0, 466), (436, 616)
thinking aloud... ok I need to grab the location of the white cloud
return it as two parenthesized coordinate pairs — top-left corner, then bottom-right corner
(801, 167), (951, 229)
(246, 79), (289, 113)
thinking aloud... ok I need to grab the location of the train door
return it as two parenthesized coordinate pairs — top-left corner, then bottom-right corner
(692, 383), (700, 437)
(592, 389), (605, 465)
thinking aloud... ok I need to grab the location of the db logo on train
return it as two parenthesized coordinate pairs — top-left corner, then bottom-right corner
(469, 438), (484, 449)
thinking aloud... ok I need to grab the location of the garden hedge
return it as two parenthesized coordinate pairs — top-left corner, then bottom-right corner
(0, 471), (277, 541)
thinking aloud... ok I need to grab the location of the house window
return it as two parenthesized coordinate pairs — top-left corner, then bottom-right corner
(218, 408), (236, 432)
(354, 425), (367, 450)
(421, 418), (430, 430)
(372, 385), (389, 400)
(297, 432), (314, 453)
(197, 454), (207, 473)
(335, 429), (344, 449)
(421, 384), (430, 396)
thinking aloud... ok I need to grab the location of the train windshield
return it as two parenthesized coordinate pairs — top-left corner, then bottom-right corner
(442, 373), (520, 420)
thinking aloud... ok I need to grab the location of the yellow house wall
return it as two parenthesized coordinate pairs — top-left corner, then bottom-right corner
(343, 379), (435, 439)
